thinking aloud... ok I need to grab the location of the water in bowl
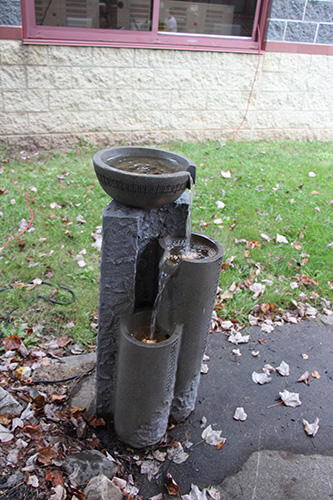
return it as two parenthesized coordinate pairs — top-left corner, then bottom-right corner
(107, 156), (182, 175)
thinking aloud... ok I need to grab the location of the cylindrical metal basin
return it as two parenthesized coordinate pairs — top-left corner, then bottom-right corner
(93, 146), (196, 209)
(158, 233), (224, 422)
(114, 310), (182, 448)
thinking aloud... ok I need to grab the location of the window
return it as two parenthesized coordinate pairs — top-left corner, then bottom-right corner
(22, 0), (269, 51)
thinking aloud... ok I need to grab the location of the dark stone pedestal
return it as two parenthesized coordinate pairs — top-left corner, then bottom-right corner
(95, 194), (189, 417)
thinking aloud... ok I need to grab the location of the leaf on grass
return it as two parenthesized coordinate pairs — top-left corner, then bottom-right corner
(276, 361), (290, 377)
(252, 372), (272, 385)
(308, 171), (316, 177)
(219, 290), (233, 301)
(4, 335), (23, 352)
(228, 331), (250, 345)
(215, 201), (225, 209)
(276, 234), (289, 244)
(57, 336), (72, 348)
(50, 202), (61, 209)
(303, 417), (319, 437)
(213, 218), (223, 225)
(279, 390), (301, 407)
(165, 473), (180, 496)
(249, 283), (265, 299)
(222, 256), (236, 271)
(76, 214), (86, 224)
(297, 371), (310, 385)
(220, 320), (234, 329)
(260, 233), (270, 241)
(201, 425), (226, 446)
(233, 407), (247, 421)
(221, 170), (231, 178)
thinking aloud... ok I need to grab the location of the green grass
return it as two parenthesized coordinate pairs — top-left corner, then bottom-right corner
(0, 141), (332, 343)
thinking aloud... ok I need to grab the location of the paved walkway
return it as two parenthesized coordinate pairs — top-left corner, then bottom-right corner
(132, 317), (333, 499)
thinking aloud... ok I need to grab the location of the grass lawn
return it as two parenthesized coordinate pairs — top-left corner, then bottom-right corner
(0, 141), (332, 346)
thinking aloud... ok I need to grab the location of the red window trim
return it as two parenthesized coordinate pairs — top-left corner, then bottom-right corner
(21, 0), (269, 53)
(264, 40), (333, 56)
(0, 26), (22, 39)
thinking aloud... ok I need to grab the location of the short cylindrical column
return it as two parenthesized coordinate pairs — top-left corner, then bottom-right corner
(158, 233), (224, 422)
(114, 310), (182, 448)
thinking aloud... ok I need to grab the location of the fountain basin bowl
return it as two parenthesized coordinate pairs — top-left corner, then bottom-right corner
(93, 146), (196, 209)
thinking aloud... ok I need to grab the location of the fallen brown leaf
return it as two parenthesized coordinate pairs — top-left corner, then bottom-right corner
(37, 446), (57, 466)
(165, 473), (180, 496)
(4, 335), (23, 352)
(87, 415), (106, 428)
(45, 470), (65, 488)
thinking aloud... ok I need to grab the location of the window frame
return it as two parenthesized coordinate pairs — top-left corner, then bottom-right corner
(21, 0), (270, 52)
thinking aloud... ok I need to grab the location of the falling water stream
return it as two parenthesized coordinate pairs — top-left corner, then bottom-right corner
(149, 176), (196, 340)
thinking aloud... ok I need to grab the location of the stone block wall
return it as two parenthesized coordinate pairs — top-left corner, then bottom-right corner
(0, 40), (332, 149)
(0, 0), (21, 26)
(266, 0), (333, 44)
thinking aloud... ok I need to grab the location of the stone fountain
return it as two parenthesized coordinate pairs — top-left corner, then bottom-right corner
(93, 146), (224, 448)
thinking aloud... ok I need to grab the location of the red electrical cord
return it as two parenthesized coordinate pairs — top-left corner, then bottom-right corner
(231, 24), (262, 142)
(0, 178), (34, 249)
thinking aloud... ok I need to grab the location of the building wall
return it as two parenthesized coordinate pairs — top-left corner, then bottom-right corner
(0, 40), (332, 149)
(0, 0), (332, 149)
(266, 0), (333, 45)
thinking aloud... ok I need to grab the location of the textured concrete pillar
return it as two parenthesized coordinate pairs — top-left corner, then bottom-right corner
(95, 194), (189, 417)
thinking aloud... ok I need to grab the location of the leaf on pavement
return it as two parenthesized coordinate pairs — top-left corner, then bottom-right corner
(165, 473), (180, 496)
(87, 415), (106, 428)
(276, 361), (290, 377)
(279, 390), (301, 407)
(167, 442), (189, 464)
(297, 371), (310, 385)
(252, 372), (272, 385)
(233, 407), (247, 421)
(228, 331), (249, 345)
(201, 425), (226, 446)
(303, 417), (319, 437)
(182, 484), (209, 500)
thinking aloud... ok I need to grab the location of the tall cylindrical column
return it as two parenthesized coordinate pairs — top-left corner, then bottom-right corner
(158, 233), (224, 422)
